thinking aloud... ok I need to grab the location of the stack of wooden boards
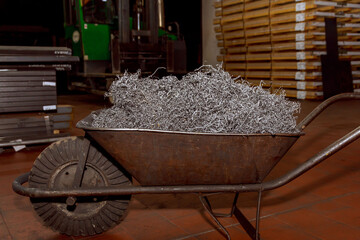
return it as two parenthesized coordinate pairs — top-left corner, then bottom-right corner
(214, 0), (360, 99)
(0, 46), (78, 149)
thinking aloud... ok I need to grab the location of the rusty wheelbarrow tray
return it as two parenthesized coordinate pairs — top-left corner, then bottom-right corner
(13, 93), (360, 240)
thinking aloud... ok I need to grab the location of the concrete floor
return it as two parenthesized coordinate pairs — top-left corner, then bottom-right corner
(0, 93), (359, 240)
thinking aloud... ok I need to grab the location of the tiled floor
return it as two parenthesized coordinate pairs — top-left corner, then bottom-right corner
(0, 93), (359, 240)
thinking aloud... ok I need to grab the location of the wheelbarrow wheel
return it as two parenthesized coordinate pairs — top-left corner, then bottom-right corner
(28, 136), (132, 236)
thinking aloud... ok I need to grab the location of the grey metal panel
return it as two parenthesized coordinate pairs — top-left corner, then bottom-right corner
(0, 100), (57, 108)
(0, 65), (71, 71)
(0, 71), (56, 76)
(0, 95), (57, 103)
(0, 76), (56, 82)
(51, 114), (72, 122)
(53, 122), (70, 129)
(0, 126), (51, 136)
(0, 55), (79, 63)
(0, 86), (57, 92)
(118, 0), (130, 43)
(0, 81), (56, 87)
(0, 46), (72, 55)
(0, 90), (56, 97)
(0, 106), (56, 113)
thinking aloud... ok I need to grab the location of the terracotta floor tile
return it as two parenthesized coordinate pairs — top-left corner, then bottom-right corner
(333, 192), (360, 209)
(121, 210), (189, 240)
(276, 208), (360, 240)
(308, 199), (349, 215)
(258, 189), (322, 217)
(0, 222), (12, 240)
(0, 194), (33, 212)
(0, 174), (26, 197)
(170, 210), (234, 236)
(5, 215), (72, 240)
(260, 224), (319, 240)
(324, 206), (360, 228)
(77, 226), (134, 240)
(195, 226), (250, 240)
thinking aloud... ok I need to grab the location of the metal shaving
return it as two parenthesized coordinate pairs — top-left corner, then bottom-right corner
(89, 65), (300, 134)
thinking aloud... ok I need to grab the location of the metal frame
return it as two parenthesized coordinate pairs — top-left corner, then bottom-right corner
(12, 93), (360, 240)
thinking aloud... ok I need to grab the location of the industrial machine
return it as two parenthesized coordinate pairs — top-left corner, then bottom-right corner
(63, 0), (187, 93)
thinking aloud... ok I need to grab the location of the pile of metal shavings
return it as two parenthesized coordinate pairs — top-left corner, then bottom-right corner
(89, 65), (301, 134)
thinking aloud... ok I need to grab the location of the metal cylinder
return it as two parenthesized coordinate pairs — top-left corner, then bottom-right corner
(157, 0), (165, 28)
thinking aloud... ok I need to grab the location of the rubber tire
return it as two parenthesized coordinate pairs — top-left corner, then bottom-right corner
(28, 136), (132, 236)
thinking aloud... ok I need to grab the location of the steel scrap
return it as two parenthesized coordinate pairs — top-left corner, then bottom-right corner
(90, 65), (300, 134)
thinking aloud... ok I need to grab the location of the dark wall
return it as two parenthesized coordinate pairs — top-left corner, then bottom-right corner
(0, 0), (64, 45)
(164, 0), (202, 71)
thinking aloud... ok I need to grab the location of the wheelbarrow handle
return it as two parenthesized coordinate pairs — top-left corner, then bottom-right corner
(296, 92), (360, 131)
(262, 125), (360, 191)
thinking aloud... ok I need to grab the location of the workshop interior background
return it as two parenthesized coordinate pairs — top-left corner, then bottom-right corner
(0, 0), (360, 240)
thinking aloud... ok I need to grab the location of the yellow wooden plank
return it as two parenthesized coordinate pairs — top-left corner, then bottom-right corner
(271, 32), (315, 42)
(224, 39), (246, 47)
(247, 44), (272, 52)
(271, 11), (316, 25)
(245, 35), (271, 44)
(272, 41), (316, 52)
(222, 20), (244, 32)
(227, 46), (247, 53)
(270, 2), (317, 16)
(271, 61), (321, 70)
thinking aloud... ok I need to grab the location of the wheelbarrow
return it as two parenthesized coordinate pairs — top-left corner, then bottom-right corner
(13, 93), (360, 240)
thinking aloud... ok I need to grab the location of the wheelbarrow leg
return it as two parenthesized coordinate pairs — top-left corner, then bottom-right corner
(199, 194), (232, 240)
(233, 190), (262, 240)
(199, 191), (262, 240)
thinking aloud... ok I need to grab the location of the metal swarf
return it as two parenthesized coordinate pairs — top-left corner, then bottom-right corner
(89, 65), (301, 134)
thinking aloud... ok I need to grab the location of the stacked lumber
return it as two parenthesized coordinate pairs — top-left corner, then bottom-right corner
(214, 0), (360, 99)
(0, 105), (73, 148)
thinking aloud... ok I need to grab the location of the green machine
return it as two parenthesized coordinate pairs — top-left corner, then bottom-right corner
(63, 0), (186, 92)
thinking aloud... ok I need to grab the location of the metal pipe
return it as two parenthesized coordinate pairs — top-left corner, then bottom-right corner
(157, 0), (165, 29)
(297, 92), (360, 130)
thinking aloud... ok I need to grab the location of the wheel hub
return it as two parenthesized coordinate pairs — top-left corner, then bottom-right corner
(50, 162), (107, 219)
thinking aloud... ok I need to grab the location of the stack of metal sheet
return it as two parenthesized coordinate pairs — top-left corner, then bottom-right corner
(0, 46), (78, 149)
(0, 46), (78, 113)
(0, 105), (73, 148)
(0, 71), (57, 113)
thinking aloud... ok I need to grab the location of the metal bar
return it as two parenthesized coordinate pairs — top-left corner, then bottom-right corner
(233, 207), (258, 240)
(0, 90), (56, 97)
(0, 77), (56, 82)
(118, 0), (130, 43)
(0, 86), (57, 92)
(0, 46), (72, 53)
(0, 95), (57, 104)
(199, 195), (231, 240)
(255, 191), (262, 240)
(73, 138), (91, 188)
(0, 100), (57, 108)
(1, 135), (70, 147)
(12, 125), (360, 197)
(0, 71), (56, 76)
(0, 56), (79, 63)
(0, 105), (56, 113)
(296, 93), (360, 130)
